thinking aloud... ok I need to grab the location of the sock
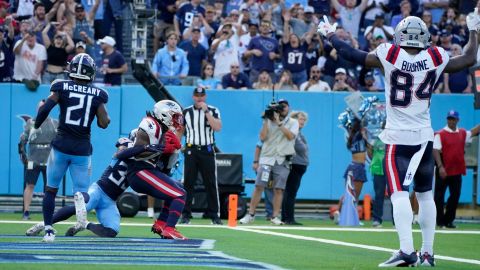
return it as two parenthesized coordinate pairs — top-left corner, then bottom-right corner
(42, 189), (58, 226)
(147, 207), (154, 217)
(158, 200), (170, 222)
(416, 191), (436, 255)
(52, 205), (75, 224)
(86, 223), (117, 237)
(167, 196), (185, 228)
(391, 191), (414, 254)
(24, 210), (29, 216)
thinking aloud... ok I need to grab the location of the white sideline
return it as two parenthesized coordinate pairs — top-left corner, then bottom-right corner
(231, 226), (480, 266)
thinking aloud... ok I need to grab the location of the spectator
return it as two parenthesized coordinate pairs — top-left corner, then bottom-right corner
(31, 2), (57, 44)
(332, 68), (356, 92)
(275, 69), (298, 90)
(282, 111), (309, 225)
(13, 0), (34, 21)
(423, 0), (449, 24)
(103, 0), (124, 52)
(433, 111), (480, 229)
(154, 0), (176, 53)
(41, 23), (74, 84)
(211, 22), (241, 78)
(282, 11), (312, 87)
(67, 41), (86, 62)
(438, 7), (458, 31)
(422, 10), (440, 45)
(306, 32), (324, 79)
(81, 0), (104, 40)
(299, 66), (331, 91)
(362, 0), (388, 27)
(98, 35), (128, 86)
(174, 0), (206, 37)
(364, 14), (394, 41)
(56, 0), (77, 30)
(19, 100), (58, 220)
(14, 19), (32, 44)
(244, 19), (280, 83)
(443, 44), (472, 94)
(253, 70), (274, 90)
(390, 0), (412, 28)
(73, 3), (98, 56)
(239, 0), (261, 25)
(360, 72), (380, 92)
(152, 32), (188, 86)
(261, 0), (286, 37)
(221, 62), (251, 89)
(287, 5), (310, 39)
(331, 0), (368, 39)
(439, 29), (453, 52)
(181, 86), (223, 225)
(182, 13), (214, 50)
(387, 0), (419, 17)
(308, 0), (330, 17)
(179, 27), (208, 77)
(240, 98), (299, 225)
(197, 63), (221, 89)
(13, 30), (46, 90)
(0, 18), (14, 82)
(369, 121), (386, 227)
(239, 22), (258, 75)
(204, 5), (220, 45)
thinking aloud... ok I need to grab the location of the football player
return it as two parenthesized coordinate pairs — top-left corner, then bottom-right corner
(117, 100), (186, 240)
(34, 53), (110, 242)
(26, 137), (133, 238)
(318, 10), (480, 267)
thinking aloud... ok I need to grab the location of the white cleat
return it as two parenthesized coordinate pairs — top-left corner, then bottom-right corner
(74, 192), (88, 229)
(239, 214), (255, 224)
(26, 222), (45, 236)
(42, 226), (56, 243)
(270, 216), (284, 225)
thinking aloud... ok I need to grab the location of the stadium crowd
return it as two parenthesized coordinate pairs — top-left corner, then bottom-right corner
(0, 0), (478, 93)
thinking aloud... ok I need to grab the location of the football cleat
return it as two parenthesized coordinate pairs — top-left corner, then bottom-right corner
(271, 216), (284, 225)
(161, 226), (187, 240)
(179, 216), (190, 225)
(65, 224), (85, 237)
(419, 252), (435, 267)
(151, 220), (166, 236)
(42, 226), (56, 243)
(239, 214), (255, 224)
(379, 250), (418, 267)
(333, 210), (340, 225)
(147, 208), (155, 218)
(74, 192), (88, 229)
(211, 216), (223, 225)
(26, 222), (45, 236)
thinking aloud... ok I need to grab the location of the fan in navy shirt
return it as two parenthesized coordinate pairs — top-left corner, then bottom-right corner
(222, 62), (252, 89)
(33, 53), (110, 242)
(179, 27), (207, 77)
(174, 0), (205, 35)
(0, 25), (14, 82)
(243, 20), (280, 83)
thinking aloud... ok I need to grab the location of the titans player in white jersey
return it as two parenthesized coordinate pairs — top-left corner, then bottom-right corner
(318, 10), (480, 267)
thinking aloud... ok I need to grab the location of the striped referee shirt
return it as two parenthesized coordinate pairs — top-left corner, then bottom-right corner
(183, 105), (221, 146)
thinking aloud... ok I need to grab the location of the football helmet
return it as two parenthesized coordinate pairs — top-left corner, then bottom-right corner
(152, 100), (183, 131)
(393, 16), (430, 49)
(69, 53), (96, 81)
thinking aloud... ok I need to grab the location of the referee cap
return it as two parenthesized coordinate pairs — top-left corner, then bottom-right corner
(193, 86), (206, 95)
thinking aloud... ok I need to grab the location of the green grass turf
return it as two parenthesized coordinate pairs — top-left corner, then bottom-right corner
(0, 213), (479, 269)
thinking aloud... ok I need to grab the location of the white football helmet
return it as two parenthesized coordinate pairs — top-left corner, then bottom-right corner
(152, 100), (183, 131)
(393, 16), (430, 49)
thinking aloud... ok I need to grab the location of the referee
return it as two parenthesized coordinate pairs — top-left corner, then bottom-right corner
(181, 86), (223, 225)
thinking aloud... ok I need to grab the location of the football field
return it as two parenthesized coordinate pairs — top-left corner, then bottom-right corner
(0, 213), (479, 269)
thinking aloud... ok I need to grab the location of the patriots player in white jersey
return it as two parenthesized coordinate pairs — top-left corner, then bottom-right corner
(318, 10), (480, 267)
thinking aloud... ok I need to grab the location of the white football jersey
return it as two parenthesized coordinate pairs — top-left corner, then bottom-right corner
(376, 43), (449, 145)
(138, 116), (163, 145)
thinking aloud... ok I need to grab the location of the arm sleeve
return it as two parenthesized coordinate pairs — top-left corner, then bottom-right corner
(328, 34), (368, 65)
(115, 145), (147, 160)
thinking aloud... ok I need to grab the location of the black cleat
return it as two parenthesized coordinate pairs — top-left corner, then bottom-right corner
(419, 252), (435, 267)
(379, 250), (418, 267)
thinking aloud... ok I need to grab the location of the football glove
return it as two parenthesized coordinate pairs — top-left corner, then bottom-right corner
(163, 131), (181, 154)
(317, 15), (338, 37)
(467, 8), (480, 32)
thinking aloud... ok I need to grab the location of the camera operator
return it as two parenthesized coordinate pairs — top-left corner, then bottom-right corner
(240, 99), (299, 225)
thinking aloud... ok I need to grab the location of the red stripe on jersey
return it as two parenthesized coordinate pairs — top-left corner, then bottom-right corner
(386, 45), (396, 63)
(147, 116), (161, 139)
(428, 47), (442, 67)
(386, 45), (400, 64)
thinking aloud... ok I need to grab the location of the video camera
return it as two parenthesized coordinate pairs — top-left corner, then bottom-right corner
(262, 101), (285, 121)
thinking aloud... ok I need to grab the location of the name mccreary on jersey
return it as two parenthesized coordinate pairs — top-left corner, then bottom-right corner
(62, 82), (102, 96)
(401, 59), (429, 72)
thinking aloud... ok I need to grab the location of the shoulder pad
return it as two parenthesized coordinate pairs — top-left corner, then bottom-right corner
(138, 116), (162, 144)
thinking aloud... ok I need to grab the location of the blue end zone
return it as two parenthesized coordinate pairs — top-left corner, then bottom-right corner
(0, 236), (283, 270)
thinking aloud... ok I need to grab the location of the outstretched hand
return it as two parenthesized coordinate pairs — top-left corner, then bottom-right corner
(467, 8), (480, 32)
(317, 15), (337, 37)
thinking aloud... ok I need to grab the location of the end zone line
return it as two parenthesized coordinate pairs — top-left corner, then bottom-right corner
(231, 226), (480, 266)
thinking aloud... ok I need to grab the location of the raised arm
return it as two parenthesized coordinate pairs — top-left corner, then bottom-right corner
(317, 16), (382, 68)
(445, 9), (480, 73)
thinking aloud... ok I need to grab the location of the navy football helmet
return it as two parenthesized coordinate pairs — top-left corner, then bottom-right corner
(69, 53), (96, 81)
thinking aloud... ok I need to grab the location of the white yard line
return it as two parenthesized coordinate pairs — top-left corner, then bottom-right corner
(231, 226), (480, 266)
